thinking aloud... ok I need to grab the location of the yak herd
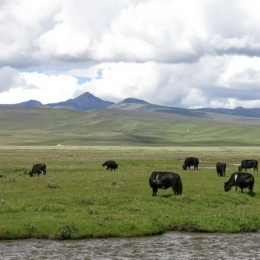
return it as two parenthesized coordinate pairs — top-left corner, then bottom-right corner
(149, 157), (257, 197)
(29, 157), (258, 198)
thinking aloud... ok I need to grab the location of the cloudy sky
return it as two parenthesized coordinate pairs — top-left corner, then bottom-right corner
(1, 0), (260, 108)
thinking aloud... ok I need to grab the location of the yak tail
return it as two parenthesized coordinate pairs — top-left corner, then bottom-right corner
(177, 177), (183, 195)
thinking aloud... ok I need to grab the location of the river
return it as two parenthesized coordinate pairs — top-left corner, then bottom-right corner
(0, 232), (259, 260)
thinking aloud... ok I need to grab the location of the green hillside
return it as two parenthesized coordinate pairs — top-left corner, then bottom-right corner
(0, 107), (260, 146)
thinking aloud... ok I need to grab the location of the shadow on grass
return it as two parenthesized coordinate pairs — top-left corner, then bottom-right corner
(248, 191), (256, 197)
(160, 194), (175, 198)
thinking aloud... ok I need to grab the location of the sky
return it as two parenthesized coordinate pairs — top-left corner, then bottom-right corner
(1, 0), (260, 108)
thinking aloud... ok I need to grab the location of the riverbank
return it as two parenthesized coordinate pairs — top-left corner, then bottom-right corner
(1, 147), (260, 239)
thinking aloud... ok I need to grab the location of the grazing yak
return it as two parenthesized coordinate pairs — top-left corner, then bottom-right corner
(149, 171), (182, 196)
(238, 159), (258, 172)
(224, 172), (254, 197)
(182, 157), (199, 170)
(102, 160), (118, 171)
(29, 163), (46, 177)
(216, 162), (226, 177)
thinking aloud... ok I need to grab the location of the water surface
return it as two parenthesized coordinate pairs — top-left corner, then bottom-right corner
(0, 232), (259, 259)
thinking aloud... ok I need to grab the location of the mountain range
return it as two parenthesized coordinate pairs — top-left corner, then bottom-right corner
(0, 91), (260, 119)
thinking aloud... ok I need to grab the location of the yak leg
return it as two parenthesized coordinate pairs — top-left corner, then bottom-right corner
(152, 187), (158, 196)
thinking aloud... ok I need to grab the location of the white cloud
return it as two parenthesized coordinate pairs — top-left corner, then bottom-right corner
(0, 0), (62, 67)
(1, 0), (260, 108)
(0, 67), (26, 92)
(72, 58), (225, 106)
(181, 88), (206, 108)
(0, 72), (78, 104)
(218, 56), (260, 88)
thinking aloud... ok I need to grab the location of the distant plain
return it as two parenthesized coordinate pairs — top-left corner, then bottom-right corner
(0, 107), (260, 146)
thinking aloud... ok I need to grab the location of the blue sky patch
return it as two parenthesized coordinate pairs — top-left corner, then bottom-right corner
(21, 67), (48, 73)
(76, 77), (92, 84)
(96, 68), (103, 79)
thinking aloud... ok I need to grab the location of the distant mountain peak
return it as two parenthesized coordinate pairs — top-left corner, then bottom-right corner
(0, 92), (260, 119)
(46, 92), (114, 111)
(74, 92), (99, 101)
(116, 98), (150, 105)
(0, 99), (43, 108)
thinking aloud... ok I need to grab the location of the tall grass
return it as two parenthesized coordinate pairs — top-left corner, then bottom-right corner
(0, 146), (260, 239)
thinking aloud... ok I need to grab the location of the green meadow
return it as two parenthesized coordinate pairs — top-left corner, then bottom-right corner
(1, 146), (260, 240)
(1, 107), (260, 146)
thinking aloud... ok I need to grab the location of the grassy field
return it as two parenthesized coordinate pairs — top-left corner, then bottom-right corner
(1, 146), (260, 240)
(1, 107), (260, 146)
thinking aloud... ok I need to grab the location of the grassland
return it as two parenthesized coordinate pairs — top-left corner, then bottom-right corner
(1, 146), (260, 240)
(1, 107), (260, 146)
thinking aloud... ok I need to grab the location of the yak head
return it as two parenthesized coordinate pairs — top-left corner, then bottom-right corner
(182, 165), (187, 170)
(152, 174), (161, 184)
(224, 182), (231, 192)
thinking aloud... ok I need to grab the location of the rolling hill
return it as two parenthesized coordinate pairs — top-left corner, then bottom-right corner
(109, 98), (208, 118)
(0, 104), (260, 146)
(1, 92), (260, 146)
